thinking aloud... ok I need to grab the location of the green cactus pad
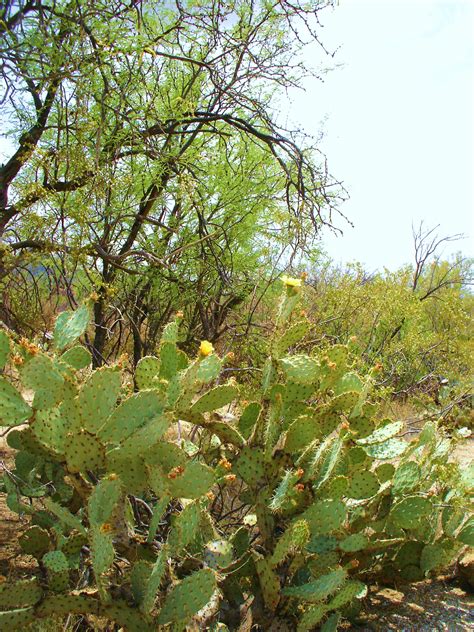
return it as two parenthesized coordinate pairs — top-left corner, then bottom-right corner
(285, 415), (319, 453)
(135, 356), (160, 389)
(327, 580), (367, 610)
(349, 416), (375, 438)
(131, 560), (152, 606)
(297, 605), (327, 632)
(60, 345), (92, 370)
(204, 539), (234, 569)
(0, 330), (10, 368)
(322, 476), (349, 499)
(167, 461), (215, 499)
(53, 304), (90, 350)
(356, 421), (403, 445)
(202, 420), (244, 447)
(78, 367), (121, 433)
(61, 531), (87, 558)
(273, 320), (310, 357)
(91, 528), (115, 576)
(283, 381), (314, 403)
(157, 568), (216, 624)
(400, 564), (424, 581)
(30, 407), (66, 454)
(108, 451), (147, 494)
(43, 550), (70, 592)
(20, 353), (65, 410)
(333, 372), (363, 395)
(191, 384), (239, 413)
(19, 526), (51, 558)
(306, 535), (338, 554)
(0, 377), (32, 426)
(329, 391), (360, 413)
(362, 438), (407, 460)
(390, 496), (433, 530)
(146, 441), (187, 471)
(324, 345), (349, 368)
(347, 471), (380, 499)
(457, 517), (474, 546)
(119, 413), (171, 457)
(236, 446), (265, 486)
(0, 607), (35, 628)
(310, 436), (343, 490)
(43, 498), (86, 535)
(392, 461), (421, 495)
(147, 495), (171, 544)
(98, 390), (164, 443)
(270, 469), (300, 512)
(348, 446), (370, 468)
(271, 520), (310, 566)
(376, 463), (396, 483)
(64, 429), (106, 474)
(279, 355), (319, 384)
(159, 342), (188, 380)
(300, 499), (347, 535)
(0, 579), (43, 609)
(88, 476), (122, 526)
(255, 555), (280, 611)
(141, 545), (168, 613)
(441, 506), (465, 537)
(420, 543), (452, 574)
(339, 533), (368, 553)
(196, 353), (222, 383)
(168, 501), (201, 554)
(283, 568), (347, 602)
(238, 402), (261, 439)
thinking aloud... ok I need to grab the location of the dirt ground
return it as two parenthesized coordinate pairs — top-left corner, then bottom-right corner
(1, 435), (473, 631)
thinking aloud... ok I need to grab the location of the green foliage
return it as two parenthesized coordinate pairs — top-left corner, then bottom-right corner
(0, 286), (472, 630)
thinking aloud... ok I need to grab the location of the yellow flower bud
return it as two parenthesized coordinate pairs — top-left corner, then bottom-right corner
(199, 340), (214, 357)
(281, 275), (302, 288)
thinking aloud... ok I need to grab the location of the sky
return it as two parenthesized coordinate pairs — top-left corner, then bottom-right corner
(286, 0), (474, 271)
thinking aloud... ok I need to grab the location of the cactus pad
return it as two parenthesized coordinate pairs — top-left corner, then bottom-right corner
(19, 525), (51, 558)
(157, 568), (216, 624)
(236, 446), (265, 486)
(64, 429), (106, 473)
(457, 517), (474, 546)
(204, 539), (234, 569)
(297, 605), (327, 632)
(0, 608), (35, 628)
(390, 496), (432, 530)
(333, 372), (363, 395)
(271, 520), (310, 566)
(255, 555), (280, 610)
(0, 579), (43, 608)
(60, 345), (92, 369)
(168, 502), (201, 554)
(238, 401), (261, 439)
(339, 533), (368, 553)
(376, 463), (395, 483)
(88, 476), (122, 526)
(327, 580), (367, 610)
(78, 367), (121, 433)
(392, 461), (421, 495)
(21, 353), (66, 410)
(347, 471), (380, 499)
(191, 384), (238, 413)
(279, 355), (319, 384)
(0, 378), (32, 426)
(167, 461), (215, 499)
(43, 550), (70, 592)
(0, 330), (10, 368)
(53, 304), (90, 350)
(98, 390), (164, 443)
(301, 499), (347, 535)
(141, 546), (168, 613)
(135, 356), (160, 389)
(362, 438), (407, 460)
(283, 568), (347, 602)
(329, 391), (359, 413)
(273, 320), (310, 357)
(356, 421), (403, 445)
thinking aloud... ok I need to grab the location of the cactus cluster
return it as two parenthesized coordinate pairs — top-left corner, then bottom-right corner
(0, 282), (472, 630)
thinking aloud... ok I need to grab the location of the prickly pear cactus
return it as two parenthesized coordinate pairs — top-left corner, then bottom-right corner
(0, 284), (472, 631)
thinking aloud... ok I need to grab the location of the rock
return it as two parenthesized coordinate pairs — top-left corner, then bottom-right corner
(457, 551), (474, 591)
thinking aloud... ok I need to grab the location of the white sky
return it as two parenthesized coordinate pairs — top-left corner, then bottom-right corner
(288, 0), (474, 271)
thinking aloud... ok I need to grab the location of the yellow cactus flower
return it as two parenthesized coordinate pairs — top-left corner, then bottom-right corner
(199, 340), (214, 357)
(281, 275), (302, 288)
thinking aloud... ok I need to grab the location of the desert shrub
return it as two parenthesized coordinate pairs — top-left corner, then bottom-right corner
(0, 281), (472, 630)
